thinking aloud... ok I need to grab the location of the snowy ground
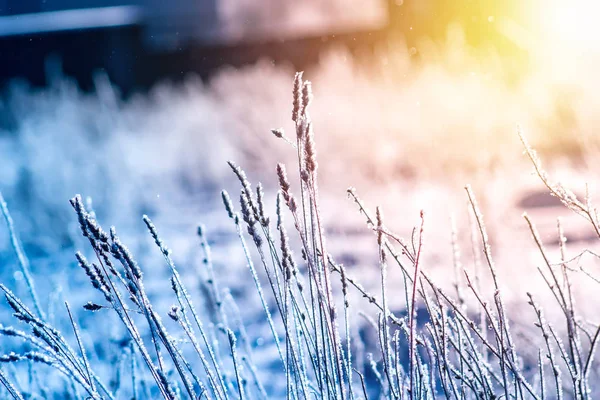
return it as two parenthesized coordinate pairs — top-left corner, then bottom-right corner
(2, 34), (600, 396)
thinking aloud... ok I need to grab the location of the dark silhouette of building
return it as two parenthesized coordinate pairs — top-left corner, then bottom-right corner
(1, 0), (528, 92)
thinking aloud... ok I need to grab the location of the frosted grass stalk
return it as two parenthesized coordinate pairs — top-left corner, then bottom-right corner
(222, 191), (285, 369)
(0, 193), (44, 320)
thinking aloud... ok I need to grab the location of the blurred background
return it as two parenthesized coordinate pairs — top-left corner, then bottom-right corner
(0, 0), (567, 91)
(1, 0), (600, 315)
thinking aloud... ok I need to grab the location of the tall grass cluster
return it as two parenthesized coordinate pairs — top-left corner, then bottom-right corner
(0, 73), (599, 399)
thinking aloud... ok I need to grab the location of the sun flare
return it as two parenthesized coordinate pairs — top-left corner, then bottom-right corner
(536, 0), (600, 47)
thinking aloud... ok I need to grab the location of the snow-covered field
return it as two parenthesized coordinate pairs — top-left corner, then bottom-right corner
(1, 32), (600, 398)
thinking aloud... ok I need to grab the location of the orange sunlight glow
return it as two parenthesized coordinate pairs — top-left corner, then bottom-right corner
(490, 0), (600, 80)
(528, 0), (600, 51)
(539, 0), (600, 48)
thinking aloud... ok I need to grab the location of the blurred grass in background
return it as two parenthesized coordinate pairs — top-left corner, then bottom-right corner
(1, 17), (599, 251)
